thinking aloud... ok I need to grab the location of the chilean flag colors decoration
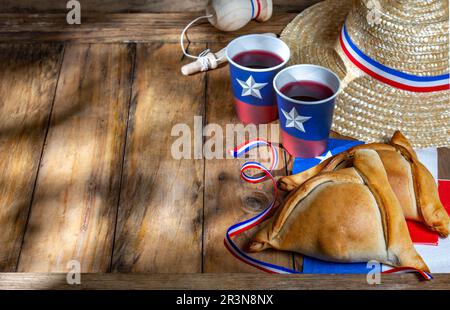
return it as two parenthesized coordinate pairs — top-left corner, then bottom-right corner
(339, 24), (450, 93)
(229, 67), (280, 124)
(273, 64), (341, 158)
(226, 34), (290, 125)
(277, 94), (334, 158)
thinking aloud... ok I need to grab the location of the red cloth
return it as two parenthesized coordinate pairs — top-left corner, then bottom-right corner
(407, 180), (450, 245)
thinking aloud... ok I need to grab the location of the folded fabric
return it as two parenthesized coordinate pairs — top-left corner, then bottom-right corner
(291, 138), (364, 173)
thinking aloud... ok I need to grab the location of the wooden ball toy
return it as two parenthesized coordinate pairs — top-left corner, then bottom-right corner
(206, 0), (273, 32)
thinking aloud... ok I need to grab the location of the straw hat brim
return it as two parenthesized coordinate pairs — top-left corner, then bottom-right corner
(281, 0), (450, 148)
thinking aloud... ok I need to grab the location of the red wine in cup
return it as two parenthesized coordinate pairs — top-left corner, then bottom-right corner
(232, 50), (284, 69)
(280, 80), (334, 102)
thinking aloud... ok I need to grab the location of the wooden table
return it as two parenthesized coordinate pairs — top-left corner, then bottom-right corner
(0, 11), (449, 289)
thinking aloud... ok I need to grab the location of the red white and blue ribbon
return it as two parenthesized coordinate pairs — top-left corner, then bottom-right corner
(339, 24), (450, 93)
(224, 140), (433, 280)
(225, 139), (298, 274)
(231, 139), (279, 184)
(383, 266), (433, 280)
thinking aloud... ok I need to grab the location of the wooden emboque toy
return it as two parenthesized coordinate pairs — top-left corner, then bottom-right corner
(180, 0), (273, 75)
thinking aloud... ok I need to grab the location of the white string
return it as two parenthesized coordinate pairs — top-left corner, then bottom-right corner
(197, 50), (211, 71)
(180, 14), (227, 72)
(180, 14), (214, 60)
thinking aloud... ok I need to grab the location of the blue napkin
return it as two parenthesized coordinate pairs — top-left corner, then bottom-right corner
(292, 138), (370, 274)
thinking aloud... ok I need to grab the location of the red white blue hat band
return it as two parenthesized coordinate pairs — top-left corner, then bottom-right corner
(340, 24), (450, 93)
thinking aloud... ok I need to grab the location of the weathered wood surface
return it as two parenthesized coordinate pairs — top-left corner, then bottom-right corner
(0, 0), (321, 13)
(17, 44), (135, 272)
(202, 43), (293, 273)
(111, 43), (206, 273)
(439, 148), (450, 180)
(0, 44), (63, 271)
(0, 273), (449, 290)
(0, 12), (297, 43)
(0, 10), (448, 287)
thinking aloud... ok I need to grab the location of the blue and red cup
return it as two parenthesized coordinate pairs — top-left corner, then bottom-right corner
(226, 34), (290, 125)
(273, 64), (341, 158)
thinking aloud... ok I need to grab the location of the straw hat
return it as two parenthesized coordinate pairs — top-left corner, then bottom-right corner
(281, 0), (450, 148)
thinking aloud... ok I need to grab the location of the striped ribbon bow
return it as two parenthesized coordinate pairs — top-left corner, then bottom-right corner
(224, 139), (433, 280)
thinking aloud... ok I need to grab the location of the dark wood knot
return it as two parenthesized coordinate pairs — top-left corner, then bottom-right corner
(241, 191), (271, 214)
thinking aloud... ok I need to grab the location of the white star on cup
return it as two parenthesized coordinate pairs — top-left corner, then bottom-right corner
(281, 107), (311, 133)
(315, 151), (333, 162)
(237, 75), (267, 99)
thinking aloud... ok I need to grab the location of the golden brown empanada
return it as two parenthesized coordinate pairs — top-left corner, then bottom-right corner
(278, 131), (450, 237)
(249, 149), (429, 272)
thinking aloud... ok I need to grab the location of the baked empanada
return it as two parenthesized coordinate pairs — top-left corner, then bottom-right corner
(278, 131), (450, 237)
(249, 149), (429, 272)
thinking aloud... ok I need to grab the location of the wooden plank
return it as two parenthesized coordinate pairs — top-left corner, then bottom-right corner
(0, 12), (297, 43)
(438, 148), (450, 180)
(111, 43), (206, 273)
(0, 44), (63, 271)
(0, 46), (61, 267)
(0, 273), (447, 290)
(203, 43), (293, 273)
(0, 0), (320, 13)
(17, 44), (135, 272)
(0, 0), (208, 13)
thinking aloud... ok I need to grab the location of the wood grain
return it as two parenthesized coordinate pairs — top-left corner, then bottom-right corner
(0, 0), (321, 13)
(0, 12), (447, 281)
(0, 0), (210, 13)
(202, 43), (293, 273)
(0, 273), (448, 290)
(17, 44), (134, 272)
(438, 148), (450, 180)
(111, 43), (206, 273)
(0, 44), (63, 271)
(0, 12), (297, 43)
